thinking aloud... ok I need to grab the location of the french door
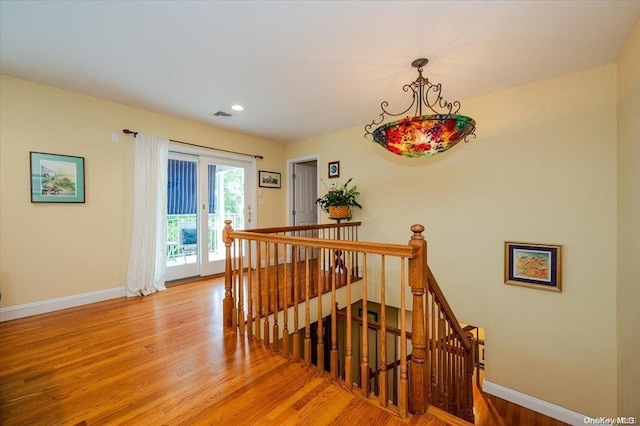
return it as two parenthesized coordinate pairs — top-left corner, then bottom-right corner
(165, 151), (254, 282)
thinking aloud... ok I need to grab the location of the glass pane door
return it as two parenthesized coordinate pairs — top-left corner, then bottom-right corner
(200, 157), (249, 276)
(165, 151), (254, 281)
(165, 154), (199, 281)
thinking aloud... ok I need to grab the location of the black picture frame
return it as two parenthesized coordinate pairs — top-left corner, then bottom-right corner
(328, 161), (340, 178)
(258, 170), (281, 188)
(504, 241), (562, 292)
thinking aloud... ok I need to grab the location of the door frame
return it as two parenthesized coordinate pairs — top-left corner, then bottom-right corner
(166, 142), (257, 280)
(286, 154), (320, 227)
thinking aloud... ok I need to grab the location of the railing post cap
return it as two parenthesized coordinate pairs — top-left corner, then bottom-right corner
(224, 219), (232, 225)
(411, 224), (425, 239)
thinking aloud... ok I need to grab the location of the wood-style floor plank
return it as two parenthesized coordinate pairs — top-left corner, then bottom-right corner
(1, 277), (567, 425)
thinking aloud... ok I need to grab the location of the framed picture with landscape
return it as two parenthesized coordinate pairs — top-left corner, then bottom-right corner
(504, 241), (562, 292)
(258, 170), (281, 188)
(30, 152), (85, 203)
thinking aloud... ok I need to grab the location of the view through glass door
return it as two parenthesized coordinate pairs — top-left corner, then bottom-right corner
(165, 152), (252, 281)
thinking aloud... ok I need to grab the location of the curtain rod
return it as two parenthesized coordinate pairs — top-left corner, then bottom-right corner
(122, 129), (264, 159)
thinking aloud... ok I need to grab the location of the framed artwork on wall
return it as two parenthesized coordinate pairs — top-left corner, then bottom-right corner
(258, 170), (281, 188)
(328, 161), (340, 178)
(358, 308), (378, 322)
(504, 241), (562, 292)
(30, 151), (85, 203)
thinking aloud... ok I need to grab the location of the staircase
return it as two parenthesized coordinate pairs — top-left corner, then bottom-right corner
(223, 221), (475, 423)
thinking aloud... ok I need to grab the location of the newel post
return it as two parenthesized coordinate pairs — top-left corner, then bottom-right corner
(223, 219), (234, 328)
(408, 224), (428, 414)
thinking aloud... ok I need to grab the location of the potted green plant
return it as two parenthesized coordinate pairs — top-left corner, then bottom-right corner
(316, 178), (362, 220)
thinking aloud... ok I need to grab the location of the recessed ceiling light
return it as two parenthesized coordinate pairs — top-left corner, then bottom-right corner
(231, 104), (244, 111)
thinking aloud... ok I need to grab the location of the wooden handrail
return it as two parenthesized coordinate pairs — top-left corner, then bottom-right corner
(227, 230), (417, 258)
(223, 220), (474, 423)
(427, 267), (472, 351)
(244, 221), (361, 234)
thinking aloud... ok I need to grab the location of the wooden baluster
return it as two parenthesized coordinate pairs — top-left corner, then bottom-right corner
(355, 226), (360, 277)
(345, 251), (353, 390)
(459, 338), (464, 416)
(361, 254), (369, 398)
(453, 337), (458, 414)
(379, 255), (388, 407)
(393, 333), (398, 406)
(430, 290), (436, 405)
(313, 241), (319, 298)
(273, 242), (279, 351)
(464, 333), (475, 423)
(264, 242), (271, 347)
(256, 241), (263, 343)
(222, 220), (234, 328)
(238, 239), (245, 335)
(408, 224), (428, 414)
(247, 240), (254, 340)
(282, 242), (290, 357)
(316, 250), (324, 373)
(334, 225), (344, 289)
(304, 247), (312, 366)
(321, 229), (325, 276)
(398, 257), (408, 418)
(444, 322), (450, 411)
(438, 314), (445, 408)
(293, 245), (300, 360)
(455, 338), (460, 415)
(330, 250), (338, 380)
(232, 239), (238, 330)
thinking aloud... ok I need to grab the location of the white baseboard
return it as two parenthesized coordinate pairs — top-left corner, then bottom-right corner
(0, 287), (127, 322)
(483, 380), (588, 426)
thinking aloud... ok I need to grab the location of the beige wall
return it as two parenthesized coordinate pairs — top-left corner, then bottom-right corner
(285, 64), (619, 417)
(0, 75), (284, 307)
(616, 17), (640, 418)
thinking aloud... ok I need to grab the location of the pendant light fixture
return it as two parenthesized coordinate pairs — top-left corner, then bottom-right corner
(365, 58), (476, 158)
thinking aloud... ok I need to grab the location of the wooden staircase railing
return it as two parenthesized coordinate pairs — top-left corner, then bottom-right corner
(222, 221), (474, 423)
(425, 266), (475, 422)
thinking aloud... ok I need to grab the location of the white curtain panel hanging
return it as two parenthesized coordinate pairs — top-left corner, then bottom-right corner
(126, 133), (169, 296)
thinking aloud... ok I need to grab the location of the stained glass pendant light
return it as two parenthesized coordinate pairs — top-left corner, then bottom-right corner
(365, 58), (476, 158)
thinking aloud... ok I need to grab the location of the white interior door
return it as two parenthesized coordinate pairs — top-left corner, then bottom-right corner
(291, 161), (318, 262)
(292, 162), (318, 226)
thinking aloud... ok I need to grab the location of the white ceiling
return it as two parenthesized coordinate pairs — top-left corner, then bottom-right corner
(1, 1), (639, 143)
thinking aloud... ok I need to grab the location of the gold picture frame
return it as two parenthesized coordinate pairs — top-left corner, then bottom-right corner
(504, 241), (562, 292)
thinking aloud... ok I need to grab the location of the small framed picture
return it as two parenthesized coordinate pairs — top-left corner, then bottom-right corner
(358, 308), (378, 322)
(504, 241), (562, 292)
(258, 170), (281, 188)
(328, 161), (340, 178)
(30, 152), (85, 203)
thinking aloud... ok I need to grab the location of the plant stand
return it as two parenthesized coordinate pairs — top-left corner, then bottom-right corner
(328, 217), (347, 280)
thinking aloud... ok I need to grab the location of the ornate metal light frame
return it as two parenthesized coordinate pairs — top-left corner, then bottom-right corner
(364, 58), (476, 158)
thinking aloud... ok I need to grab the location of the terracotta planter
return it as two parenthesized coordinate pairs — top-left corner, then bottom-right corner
(328, 205), (349, 219)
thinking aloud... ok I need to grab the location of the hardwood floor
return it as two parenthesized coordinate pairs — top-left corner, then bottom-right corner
(0, 277), (567, 425)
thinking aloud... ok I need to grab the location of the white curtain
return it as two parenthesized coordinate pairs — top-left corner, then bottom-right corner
(126, 133), (169, 296)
